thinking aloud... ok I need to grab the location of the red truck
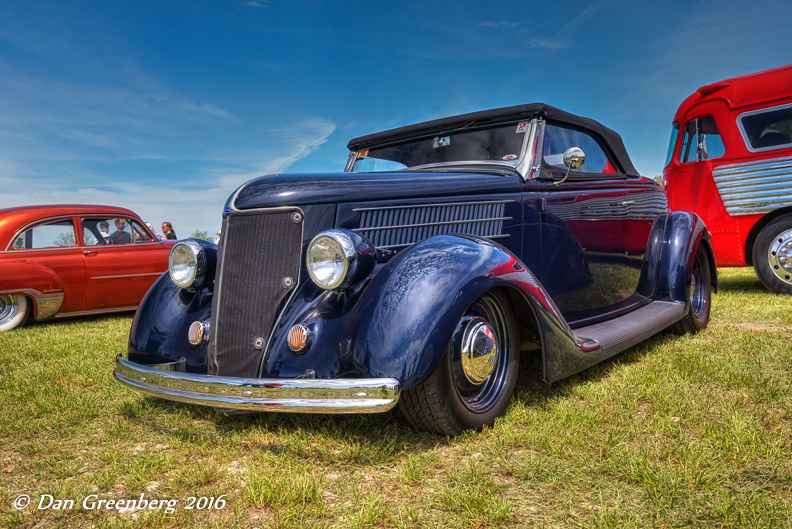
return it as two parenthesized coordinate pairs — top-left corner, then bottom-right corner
(663, 64), (792, 294)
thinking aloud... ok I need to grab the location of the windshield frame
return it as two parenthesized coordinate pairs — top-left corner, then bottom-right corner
(344, 119), (539, 182)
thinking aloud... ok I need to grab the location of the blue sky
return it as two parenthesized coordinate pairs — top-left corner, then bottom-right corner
(1, 0), (791, 237)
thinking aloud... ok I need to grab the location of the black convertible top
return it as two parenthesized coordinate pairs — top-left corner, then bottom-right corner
(347, 103), (639, 177)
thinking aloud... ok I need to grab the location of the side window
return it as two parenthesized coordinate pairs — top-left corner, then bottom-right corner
(81, 217), (136, 245)
(739, 104), (792, 152)
(679, 117), (725, 164)
(11, 220), (76, 250)
(542, 124), (617, 174)
(129, 220), (153, 243)
(664, 122), (680, 168)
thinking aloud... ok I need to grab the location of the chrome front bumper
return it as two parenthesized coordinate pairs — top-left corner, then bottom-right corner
(113, 355), (401, 414)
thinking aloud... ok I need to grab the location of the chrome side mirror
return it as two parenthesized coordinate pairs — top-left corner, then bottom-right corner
(698, 134), (708, 160)
(554, 147), (585, 187)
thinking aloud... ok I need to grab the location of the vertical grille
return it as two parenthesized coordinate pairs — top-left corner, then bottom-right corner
(207, 210), (302, 378)
(353, 201), (511, 248)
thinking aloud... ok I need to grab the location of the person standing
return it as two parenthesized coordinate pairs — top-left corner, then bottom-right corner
(161, 222), (177, 240)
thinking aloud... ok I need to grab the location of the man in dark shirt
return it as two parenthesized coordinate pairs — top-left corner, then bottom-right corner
(162, 222), (177, 240)
(111, 219), (132, 244)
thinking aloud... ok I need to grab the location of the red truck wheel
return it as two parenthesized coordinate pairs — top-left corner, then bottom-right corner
(753, 216), (792, 295)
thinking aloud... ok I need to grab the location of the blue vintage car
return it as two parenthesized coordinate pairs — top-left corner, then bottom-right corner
(114, 103), (717, 435)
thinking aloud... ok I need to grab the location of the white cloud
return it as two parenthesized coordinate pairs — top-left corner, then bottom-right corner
(246, 0), (270, 7)
(0, 60), (337, 237)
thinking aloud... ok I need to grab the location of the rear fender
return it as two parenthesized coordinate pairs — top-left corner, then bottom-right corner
(655, 211), (717, 308)
(0, 262), (65, 320)
(263, 235), (603, 387)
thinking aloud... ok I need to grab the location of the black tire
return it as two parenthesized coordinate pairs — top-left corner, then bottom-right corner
(397, 290), (519, 436)
(672, 244), (712, 334)
(752, 216), (792, 295)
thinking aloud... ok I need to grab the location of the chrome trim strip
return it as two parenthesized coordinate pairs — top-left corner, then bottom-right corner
(517, 118), (539, 181)
(353, 217), (512, 232)
(737, 102), (792, 154)
(55, 306), (138, 318)
(0, 289), (64, 320)
(713, 155), (792, 216)
(114, 356), (401, 414)
(91, 272), (165, 280)
(352, 200), (514, 212)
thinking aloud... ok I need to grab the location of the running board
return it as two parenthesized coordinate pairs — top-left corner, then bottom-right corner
(574, 301), (684, 360)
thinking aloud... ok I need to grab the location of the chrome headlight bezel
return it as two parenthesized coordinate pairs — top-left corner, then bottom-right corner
(306, 230), (375, 290)
(169, 239), (212, 289)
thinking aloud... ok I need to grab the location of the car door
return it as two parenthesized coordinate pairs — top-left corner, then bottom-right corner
(6, 216), (86, 314)
(534, 122), (639, 325)
(81, 217), (169, 309)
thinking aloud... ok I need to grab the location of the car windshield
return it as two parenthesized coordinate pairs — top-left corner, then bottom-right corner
(350, 121), (530, 172)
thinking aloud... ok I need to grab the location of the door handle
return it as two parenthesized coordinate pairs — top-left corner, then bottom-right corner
(82, 250), (98, 257)
(620, 200), (635, 206)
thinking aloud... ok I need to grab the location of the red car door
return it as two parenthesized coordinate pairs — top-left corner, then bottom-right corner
(80, 217), (169, 309)
(5, 216), (87, 314)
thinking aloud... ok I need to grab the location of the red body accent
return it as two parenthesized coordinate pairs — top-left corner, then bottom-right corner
(0, 204), (174, 320)
(664, 64), (792, 267)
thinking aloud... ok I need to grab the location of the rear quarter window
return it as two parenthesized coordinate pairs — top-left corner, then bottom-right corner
(739, 104), (792, 152)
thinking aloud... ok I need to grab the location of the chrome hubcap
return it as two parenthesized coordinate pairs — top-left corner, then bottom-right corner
(451, 294), (512, 414)
(0, 295), (19, 324)
(690, 253), (706, 318)
(769, 229), (792, 285)
(461, 317), (499, 385)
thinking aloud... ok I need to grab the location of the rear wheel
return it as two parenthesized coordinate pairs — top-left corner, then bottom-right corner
(672, 244), (711, 334)
(753, 216), (792, 295)
(398, 290), (519, 436)
(0, 295), (30, 332)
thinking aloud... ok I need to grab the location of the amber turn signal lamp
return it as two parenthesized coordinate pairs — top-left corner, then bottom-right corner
(287, 324), (310, 353)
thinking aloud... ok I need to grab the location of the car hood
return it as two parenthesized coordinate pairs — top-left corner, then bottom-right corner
(231, 170), (523, 210)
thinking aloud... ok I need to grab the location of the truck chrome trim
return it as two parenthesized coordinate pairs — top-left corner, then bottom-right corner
(713, 155), (792, 216)
(114, 355), (401, 413)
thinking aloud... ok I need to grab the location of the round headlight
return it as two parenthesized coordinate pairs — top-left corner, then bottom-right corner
(307, 233), (350, 289)
(169, 240), (205, 288)
(306, 230), (376, 290)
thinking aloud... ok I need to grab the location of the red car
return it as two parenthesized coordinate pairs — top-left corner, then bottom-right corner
(663, 64), (792, 293)
(0, 205), (174, 331)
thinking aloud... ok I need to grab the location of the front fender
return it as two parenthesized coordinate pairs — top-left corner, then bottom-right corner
(0, 262), (65, 319)
(127, 275), (213, 373)
(263, 235), (602, 388)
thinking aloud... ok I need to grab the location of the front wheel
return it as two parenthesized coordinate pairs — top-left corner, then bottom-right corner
(672, 243), (712, 334)
(0, 294), (30, 332)
(398, 290), (519, 436)
(753, 216), (792, 295)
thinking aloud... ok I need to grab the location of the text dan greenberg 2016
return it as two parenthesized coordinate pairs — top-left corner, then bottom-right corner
(12, 493), (228, 513)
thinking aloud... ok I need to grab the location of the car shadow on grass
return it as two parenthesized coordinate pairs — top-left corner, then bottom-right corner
(716, 269), (765, 293)
(511, 329), (681, 407)
(122, 330), (681, 452)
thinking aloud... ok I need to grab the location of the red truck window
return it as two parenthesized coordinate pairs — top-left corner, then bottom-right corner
(738, 104), (792, 152)
(678, 117), (725, 164)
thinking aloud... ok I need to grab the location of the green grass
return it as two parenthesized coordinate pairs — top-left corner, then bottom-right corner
(1, 268), (791, 528)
